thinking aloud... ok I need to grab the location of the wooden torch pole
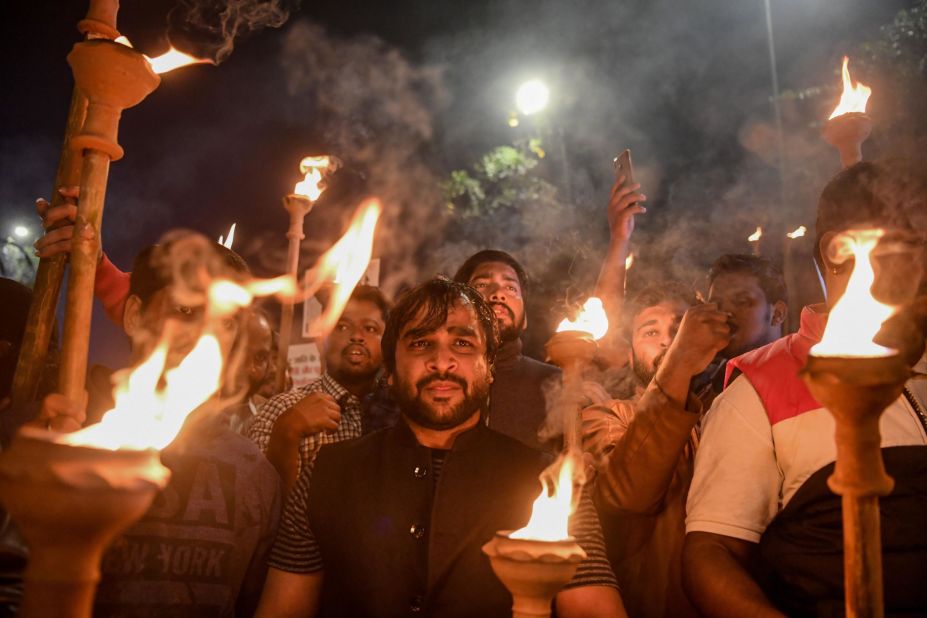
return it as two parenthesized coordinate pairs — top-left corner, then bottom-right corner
(275, 194), (314, 393)
(57, 40), (160, 406)
(9, 0), (120, 407)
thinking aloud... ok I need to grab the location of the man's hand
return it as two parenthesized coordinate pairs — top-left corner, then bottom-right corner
(606, 175), (647, 244)
(663, 304), (732, 377)
(30, 393), (86, 433)
(34, 186), (102, 263)
(278, 392), (342, 437)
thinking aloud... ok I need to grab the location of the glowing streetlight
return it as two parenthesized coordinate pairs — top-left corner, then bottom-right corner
(516, 79), (550, 116)
(13, 225), (29, 238)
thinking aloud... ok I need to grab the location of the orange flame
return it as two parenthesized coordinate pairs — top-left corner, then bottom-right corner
(748, 226), (763, 242)
(60, 275), (297, 451)
(829, 56), (872, 120)
(510, 456), (576, 541)
(811, 229), (896, 357)
(294, 156), (334, 200)
(111, 36), (210, 75)
(305, 199), (382, 337)
(556, 297), (609, 340)
(146, 47), (211, 75)
(787, 225), (807, 239)
(625, 252), (634, 271)
(218, 223), (236, 249)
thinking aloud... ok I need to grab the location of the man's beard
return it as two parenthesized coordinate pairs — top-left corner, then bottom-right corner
(632, 348), (667, 386)
(490, 302), (525, 343)
(394, 372), (490, 430)
(330, 345), (380, 385)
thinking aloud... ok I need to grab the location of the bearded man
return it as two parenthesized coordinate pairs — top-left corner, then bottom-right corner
(255, 278), (625, 618)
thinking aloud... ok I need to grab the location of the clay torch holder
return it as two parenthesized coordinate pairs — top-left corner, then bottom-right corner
(58, 40), (161, 403)
(800, 353), (910, 618)
(483, 531), (586, 618)
(822, 112), (872, 169)
(0, 427), (169, 618)
(545, 331), (597, 452)
(276, 193), (316, 392)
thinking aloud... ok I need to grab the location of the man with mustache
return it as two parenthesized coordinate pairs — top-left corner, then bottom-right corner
(581, 282), (732, 618)
(247, 285), (393, 490)
(255, 278), (625, 617)
(454, 250), (562, 450)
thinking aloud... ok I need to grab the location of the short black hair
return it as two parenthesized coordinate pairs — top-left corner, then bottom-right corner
(815, 161), (923, 267)
(623, 281), (697, 340)
(708, 254), (787, 305)
(453, 250), (529, 301)
(129, 236), (250, 308)
(381, 277), (498, 375)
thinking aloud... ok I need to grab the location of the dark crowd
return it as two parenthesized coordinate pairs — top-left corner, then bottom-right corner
(1, 158), (926, 618)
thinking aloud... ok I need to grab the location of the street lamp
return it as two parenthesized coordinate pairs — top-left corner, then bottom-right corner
(13, 225), (29, 239)
(515, 79), (550, 116)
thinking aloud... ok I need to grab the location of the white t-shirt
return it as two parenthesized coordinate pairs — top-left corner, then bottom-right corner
(685, 370), (927, 543)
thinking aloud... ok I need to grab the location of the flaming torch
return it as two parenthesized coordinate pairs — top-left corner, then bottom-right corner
(12, 0), (120, 407)
(56, 35), (210, 410)
(823, 56), (873, 169)
(783, 225), (807, 329)
(800, 229), (908, 618)
(0, 272), (278, 618)
(218, 222), (237, 249)
(275, 155), (341, 392)
(482, 455), (587, 618)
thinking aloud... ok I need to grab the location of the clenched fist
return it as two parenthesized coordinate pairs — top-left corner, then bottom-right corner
(278, 391), (342, 436)
(663, 303), (732, 377)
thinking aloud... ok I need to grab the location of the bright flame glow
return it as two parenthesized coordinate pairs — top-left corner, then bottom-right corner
(510, 456), (575, 541)
(114, 36), (133, 48)
(829, 56), (872, 120)
(748, 226), (763, 242)
(146, 47), (210, 75)
(294, 156), (333, 200)
(60, 276), (293, 451)
(787, 225), (807, 239)
(625, 252), (634, 270)
(305, 199), (382, 337)
(515, 79), (550, 116)
(556, 297), (609, 340)
(811, 229), (896, 357)
(218, 223), (236, 249)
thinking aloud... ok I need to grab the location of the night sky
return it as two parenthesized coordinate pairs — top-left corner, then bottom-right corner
(0, 0), (915, 366)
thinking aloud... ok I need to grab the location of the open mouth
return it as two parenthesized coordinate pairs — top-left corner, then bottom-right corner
(344, 345), (369, 360)
(490, 302), (514, 322)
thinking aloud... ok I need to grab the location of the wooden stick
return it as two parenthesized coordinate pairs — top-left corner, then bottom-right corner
(59, 150), (110, 403)
(10, 87), (87, 406)
(275, 194), (313, 392)
(841, 495), (884, 618)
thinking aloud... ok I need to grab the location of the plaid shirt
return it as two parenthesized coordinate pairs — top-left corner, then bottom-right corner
(247, 373), (363, 478)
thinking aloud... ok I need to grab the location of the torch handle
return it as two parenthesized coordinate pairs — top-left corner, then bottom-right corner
(10, 86), (88, 407)
(840, 495), (885, 618)
(59, 150), (110, 404)
(276, 211), (307, 393)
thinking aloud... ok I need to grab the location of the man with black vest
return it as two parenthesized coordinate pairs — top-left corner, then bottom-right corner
(255, 277), (624, 617)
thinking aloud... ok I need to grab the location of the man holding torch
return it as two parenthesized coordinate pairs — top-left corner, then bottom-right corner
(683, 162), (927, 617)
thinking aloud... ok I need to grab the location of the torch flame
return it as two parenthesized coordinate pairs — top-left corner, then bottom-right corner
(294, 156), (333, 201)
(218, 223), (236, 249)
(305, 199), (382, 337)
(146, 47), (211, 75)
(811, 229), (896, 358)
(748, 226), (763, 242)
(625, 252), (634, 271)
(60, 275), (297, 451)
(787, 225), (807, 239)
(556, 297), (609, 340)
(510, 456), (576, 542)
(829, 56), (872, 120)
(110, 36), (210, 74)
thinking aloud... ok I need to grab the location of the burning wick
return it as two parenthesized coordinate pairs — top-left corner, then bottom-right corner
(787, 225), (807, 239)
(829, 56), (872, 120)
(811, 229), (896, 358)
(555, 297), (609, 340)
(218, 223), (237, 249)
(748, 226), (763, 243)
(112, 36), (211, 75)
(294, 156), (336, 200)
(510, 457), (575, 542)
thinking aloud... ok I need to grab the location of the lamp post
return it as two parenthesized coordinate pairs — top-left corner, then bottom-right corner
(512, 79), (572, 204)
